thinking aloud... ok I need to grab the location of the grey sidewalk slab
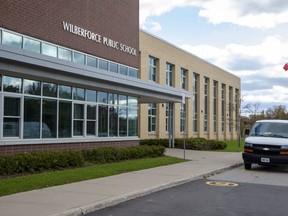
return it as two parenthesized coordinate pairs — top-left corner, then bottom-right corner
(0, 149), (243, 216)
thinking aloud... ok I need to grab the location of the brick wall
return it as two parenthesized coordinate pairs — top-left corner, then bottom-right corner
(0, 0), (139, 68)
(0, 140), (139, 155)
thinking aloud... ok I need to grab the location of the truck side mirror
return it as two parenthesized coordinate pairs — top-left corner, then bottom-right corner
(244, 128), (250, 135)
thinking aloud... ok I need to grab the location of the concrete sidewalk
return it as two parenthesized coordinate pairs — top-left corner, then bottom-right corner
(0, 149), (243, 216)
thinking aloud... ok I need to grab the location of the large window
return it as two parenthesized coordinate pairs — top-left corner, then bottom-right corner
(193, 73), (199, 133)
(110, 63), (118, 73)
(23, 79), (41, 95)
(58, 47), (72, 61)
(166, 63), (173, 86)
(119, 107), (128, 137)
(204, 77), (209, 133)
(120, 66), (128, 76)
(73, 104), (84, 136)
(73, 52), (85, 65)
(87, 90), (97, 102)
(128, 96), (138, 136)
(3, 97), (20, 137)
(221, 84), (226, 133)
(86, 104), (97, 136)
(3, 76), (22, 93)
(59, 101), (72, 138)
(166, 103), (170, 133)
(129, 68), (138, 78)
(87, 56), (98, 68)
(2, 31), (22, 48)
(119, 95), (128, 136)
(99, 59), (109, 70)
(0, 75), (138, 140)
(109, 106), (118, 137)
(149, 56), (157, 82)
(180, 103), (186, 133)
(42, 43), (57, 57)
(181, 68), (187, 90)
(73, 87), (85, 101)
(43, 82), (57, 97)
(23, 38), (40, 53)
(59, 85), (72, 99)
(42, 99), (57, 138)
(98, 91), (108, 104)
(24, 97), (41, 139)
(98, 105), (108, 137)
(213, 81), (218, 133)
(229, 86), (233, 133)
(109, 93), (118, 137)
(128, 107), (138, 136)
(148, 103), (157, 133)
(235, 89), (240, 132)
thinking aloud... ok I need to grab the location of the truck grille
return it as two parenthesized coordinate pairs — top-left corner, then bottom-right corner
(253, 144), (281, 156)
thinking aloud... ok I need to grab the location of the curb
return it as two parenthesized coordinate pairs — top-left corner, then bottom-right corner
(50, 162), (243, 216)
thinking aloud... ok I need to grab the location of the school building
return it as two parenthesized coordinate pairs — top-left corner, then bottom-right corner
(0, 0), (240, 154)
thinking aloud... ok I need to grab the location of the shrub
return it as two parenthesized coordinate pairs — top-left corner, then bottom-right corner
(0, 145), (165, 176)
(140, 137), (227, 151)
(0, 150), (85, 176)
(139, 139), (169, 147)
(82, 145), (165, 164)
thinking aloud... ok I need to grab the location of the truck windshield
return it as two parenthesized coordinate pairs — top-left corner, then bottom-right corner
(250, 122), (288, 138)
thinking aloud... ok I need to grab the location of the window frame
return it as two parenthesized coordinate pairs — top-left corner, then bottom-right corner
(148, 103), (157, 133)
(149, 56), (157, 82)
(166, 63), (173, 86)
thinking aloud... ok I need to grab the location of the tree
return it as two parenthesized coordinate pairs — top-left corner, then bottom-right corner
(265, 105), (288, 119)
(241, 102), (265, 130)
(240, 104), (288, 137)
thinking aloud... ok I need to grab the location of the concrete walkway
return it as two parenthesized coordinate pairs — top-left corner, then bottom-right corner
(0, 149), (243, 216)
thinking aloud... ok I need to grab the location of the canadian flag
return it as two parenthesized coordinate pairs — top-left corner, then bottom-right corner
(283, 63), (288, 71)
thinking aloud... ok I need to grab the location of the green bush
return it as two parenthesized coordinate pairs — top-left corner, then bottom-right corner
(82, 145), (165, 164)
(139, 138), (169, 147)
(140, 137), (227, 151)
(0, 150), (85, 176)
(0, 145), (165, 176)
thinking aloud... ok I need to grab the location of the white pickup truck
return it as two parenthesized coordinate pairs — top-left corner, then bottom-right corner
(242, 119), (288, 170)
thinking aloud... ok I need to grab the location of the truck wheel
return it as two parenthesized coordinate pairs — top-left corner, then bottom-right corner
(244, 163), (252, 170)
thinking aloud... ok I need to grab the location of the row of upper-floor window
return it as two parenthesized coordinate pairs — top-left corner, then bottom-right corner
(149, 56), (240, 99)
(149, 56), (188, 89)
(192, 73), (239, 103)
(147, 67), (239, 134)
(0, 28), (138, 78)
(148, 73), (239, 133)
(193, 74), (239, 133)
(0, 74), (138, 106)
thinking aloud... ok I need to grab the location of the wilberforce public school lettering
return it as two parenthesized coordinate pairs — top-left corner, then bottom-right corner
(62, 21), (137, 56)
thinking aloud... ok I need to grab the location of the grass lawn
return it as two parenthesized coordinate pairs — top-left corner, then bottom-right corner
(220, 139), (245, 152)
(0, 156), (186, 197)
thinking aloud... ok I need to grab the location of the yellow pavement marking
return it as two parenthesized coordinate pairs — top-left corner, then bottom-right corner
(206, 181), (238, 187)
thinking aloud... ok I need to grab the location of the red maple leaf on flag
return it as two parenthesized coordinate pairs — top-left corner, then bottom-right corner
(283, 63), (288, 71)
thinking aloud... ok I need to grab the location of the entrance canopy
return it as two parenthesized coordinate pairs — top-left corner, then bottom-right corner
(0, 45), (191, 104)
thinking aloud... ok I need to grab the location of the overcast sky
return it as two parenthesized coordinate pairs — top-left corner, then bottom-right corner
(140, 0), (288, 112)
